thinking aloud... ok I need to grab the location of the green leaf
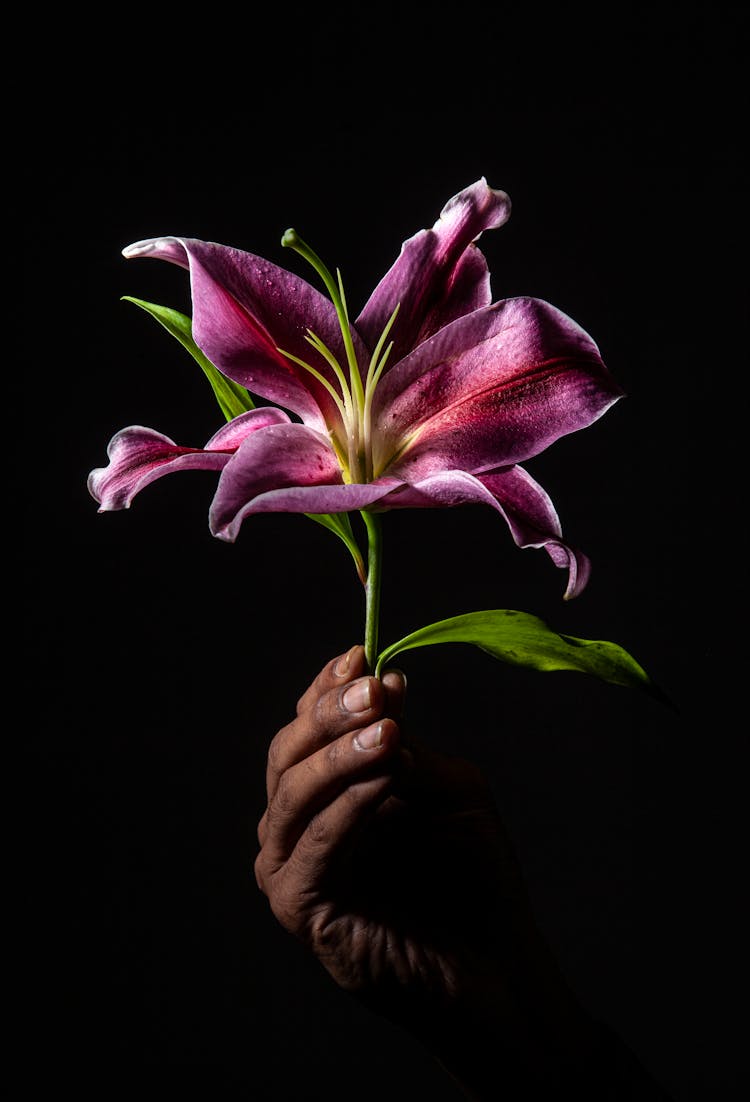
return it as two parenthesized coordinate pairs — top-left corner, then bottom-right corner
(123, 296), (255, 421)
(375, 609), (661, 699)
(305, 512), (366, 584)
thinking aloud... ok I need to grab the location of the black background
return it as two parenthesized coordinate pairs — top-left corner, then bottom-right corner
(21, 7), (745, 1099)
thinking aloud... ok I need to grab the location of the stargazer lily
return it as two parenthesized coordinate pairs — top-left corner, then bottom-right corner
(89, 179), (623, 613)
(88, 179), (659, 698)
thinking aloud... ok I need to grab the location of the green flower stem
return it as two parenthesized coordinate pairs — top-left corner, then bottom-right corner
(361, 510), (383, 674)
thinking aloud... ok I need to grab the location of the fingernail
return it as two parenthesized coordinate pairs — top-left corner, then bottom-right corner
(354, 722), (383, 751)
(342, 677), (372, 713)
(383, 668), (407, 693)
(334, 646), (358, 677)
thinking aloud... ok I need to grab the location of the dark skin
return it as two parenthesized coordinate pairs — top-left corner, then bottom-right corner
(255, 646), (672, 1101)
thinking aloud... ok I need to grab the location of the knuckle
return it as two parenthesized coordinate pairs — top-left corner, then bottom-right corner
(253, 851), (268, 893)
(305, 811), (330, 848)
(266, 736), (283, 775)
(297, 662), (335, 717)
(311, 692), (336, 735)
(325, 736), (344, 769)
(269, 775), (292, 820)
(269, 883), (301, 934)
(312, 692), (328, 726)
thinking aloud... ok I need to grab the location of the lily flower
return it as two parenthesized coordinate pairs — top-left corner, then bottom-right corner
(89, 178), (623, 599)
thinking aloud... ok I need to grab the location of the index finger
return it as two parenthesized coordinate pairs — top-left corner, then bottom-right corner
(295, 645), (365, 716)
(265, 646), (405, 803)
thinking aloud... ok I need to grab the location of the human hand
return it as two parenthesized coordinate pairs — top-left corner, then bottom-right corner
(254, 645), (611, 1098)
(255, 643), (523, 1005)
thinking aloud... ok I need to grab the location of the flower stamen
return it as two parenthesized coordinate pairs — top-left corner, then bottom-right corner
(304, 329), (354, 420)
(364, 302), (400, 397)
(281, 231), (400, 484)
(274, 345), (349, 424)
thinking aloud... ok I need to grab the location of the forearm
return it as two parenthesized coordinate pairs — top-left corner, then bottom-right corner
(396, 913), (674, 1101)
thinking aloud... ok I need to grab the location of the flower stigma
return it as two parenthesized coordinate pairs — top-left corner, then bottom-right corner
(278, 229), (399, 485)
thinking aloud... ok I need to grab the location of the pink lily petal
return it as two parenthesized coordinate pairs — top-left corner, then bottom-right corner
(213, 479), (407, 542)
(355, 178), (511, 366)
(210, 422), (348, 541)
(88, 407), (290, 511)
(378, 467), (589, 599)
(122, 237), (369, 434)
(374, 297), (623, 480)
(101, 182), (625, 601)
(477, 467), (591, 599)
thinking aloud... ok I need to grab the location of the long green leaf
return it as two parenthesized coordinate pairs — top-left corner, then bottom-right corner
(123, 296), (255, 420)
(375, 609), (660, 698)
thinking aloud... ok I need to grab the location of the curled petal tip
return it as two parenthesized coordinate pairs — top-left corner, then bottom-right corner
(121, 236), (191, 270)
(480, 175), (512, 210)
(122, 239), (155, 258)
(440, 178), (512, 234)
(122, 236), (181, 259)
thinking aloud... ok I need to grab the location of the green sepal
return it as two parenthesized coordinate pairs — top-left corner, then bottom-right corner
(306, 513), (366, 584)
(375, 609), (662, 700)
(122, 296), (255, 421)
